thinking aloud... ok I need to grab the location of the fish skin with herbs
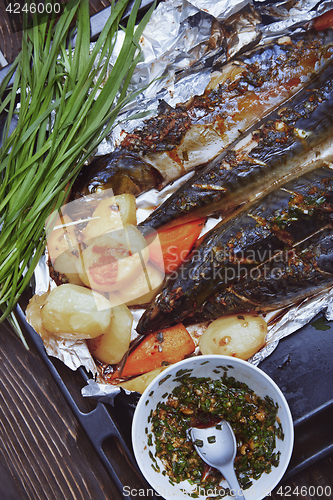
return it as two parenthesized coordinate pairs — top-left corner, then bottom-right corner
(139, 60), (333, 231)
(137, 167), (333, 332)
(72, 28), (333, 200)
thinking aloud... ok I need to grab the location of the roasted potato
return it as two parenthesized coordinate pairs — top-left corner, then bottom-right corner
(46, 214), (78, 263)
(26, 293), (50, 341)
(117, 366), (168, 394)
(77, 224), (149, 292)
(119, 262), (164, 306)
(87, 303), (133, 365)
(199, 313), (267, 360)
(52, 249), (84, 286)
(40, 284), (112, 339)
(83, 194), (137, 240)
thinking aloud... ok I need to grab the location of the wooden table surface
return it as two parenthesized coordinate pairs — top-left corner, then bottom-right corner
(1, 2), (333, 499)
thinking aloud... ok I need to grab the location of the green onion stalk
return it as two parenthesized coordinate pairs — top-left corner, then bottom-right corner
(0, 0), (156, 345)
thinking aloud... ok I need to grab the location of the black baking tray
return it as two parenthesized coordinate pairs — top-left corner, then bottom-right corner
(2, 1), (333, 497)
(258, 314), (333, 479)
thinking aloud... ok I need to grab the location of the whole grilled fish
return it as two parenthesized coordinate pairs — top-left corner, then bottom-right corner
(72, 28), (333, 200)
(140, 60), (333, 230)
(137, 167), (333, 333)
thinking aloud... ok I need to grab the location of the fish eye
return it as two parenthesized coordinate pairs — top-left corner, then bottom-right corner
(90, 184), (104, 194)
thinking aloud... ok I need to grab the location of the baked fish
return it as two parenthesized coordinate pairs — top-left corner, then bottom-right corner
(140, 60), (333, 230)
(72, 28), (333, 201)
(125, 27), (333, 185)
(137, 166), (333, 332)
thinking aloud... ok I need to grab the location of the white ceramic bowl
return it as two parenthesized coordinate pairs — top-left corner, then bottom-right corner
(132, 355), (294, 500)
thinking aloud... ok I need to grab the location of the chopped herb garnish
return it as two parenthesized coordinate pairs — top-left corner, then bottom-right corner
(157, 331), (164, 343)
(175, 368), (193, 377)
(150, 374), (283, 490)
(194, 439), (204, 447)
(159, 374), (172, 385)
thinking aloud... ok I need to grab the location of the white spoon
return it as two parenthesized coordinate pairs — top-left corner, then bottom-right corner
(189, 420), (245, 499)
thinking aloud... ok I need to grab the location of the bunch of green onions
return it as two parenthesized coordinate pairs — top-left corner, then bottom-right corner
(0, 0), (155, 344)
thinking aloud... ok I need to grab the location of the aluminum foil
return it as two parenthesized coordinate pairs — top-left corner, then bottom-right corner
(26, 0), (333, 399)
(251, 288), (333, 366)
(125, 0), (257, 94)
(258, 0), (332, 35)
(98, 0), (262, 153)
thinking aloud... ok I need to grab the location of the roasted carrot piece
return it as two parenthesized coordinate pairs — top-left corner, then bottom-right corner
(147, 218), (206, 273)
(119, 324), (195, 378)
(314, 9), (333, 31)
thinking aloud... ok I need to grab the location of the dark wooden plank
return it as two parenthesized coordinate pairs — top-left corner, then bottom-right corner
(89, 0), (112, 16)
(270, 455), (333, 499)
(0, 322), (123, 500)
(0, 5), (22, 65)
(0, 0), (112, 64)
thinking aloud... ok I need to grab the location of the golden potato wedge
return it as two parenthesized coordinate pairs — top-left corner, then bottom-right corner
(199, 313), (267, 360)
(41, 284), (112, 339)
(46, 214), (78, 263)
(117, 366), (168, 394)
(53, 250), (84, 286)
(83, 194), (137, 240)
(26, 293), (50, 341)
(119, 262), (164, 306)
(87, 303), (133, 365)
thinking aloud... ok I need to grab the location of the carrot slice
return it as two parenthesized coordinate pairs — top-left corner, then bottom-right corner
(314, 9), (333, 31)
(118, 324), (195, 378)
(147, 218), (206, 273)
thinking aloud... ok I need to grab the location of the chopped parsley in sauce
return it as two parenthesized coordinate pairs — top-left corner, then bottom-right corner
(149, 374), (283, 496)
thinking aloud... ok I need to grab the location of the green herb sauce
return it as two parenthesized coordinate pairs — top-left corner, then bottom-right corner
(149, 374), (284, 496)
